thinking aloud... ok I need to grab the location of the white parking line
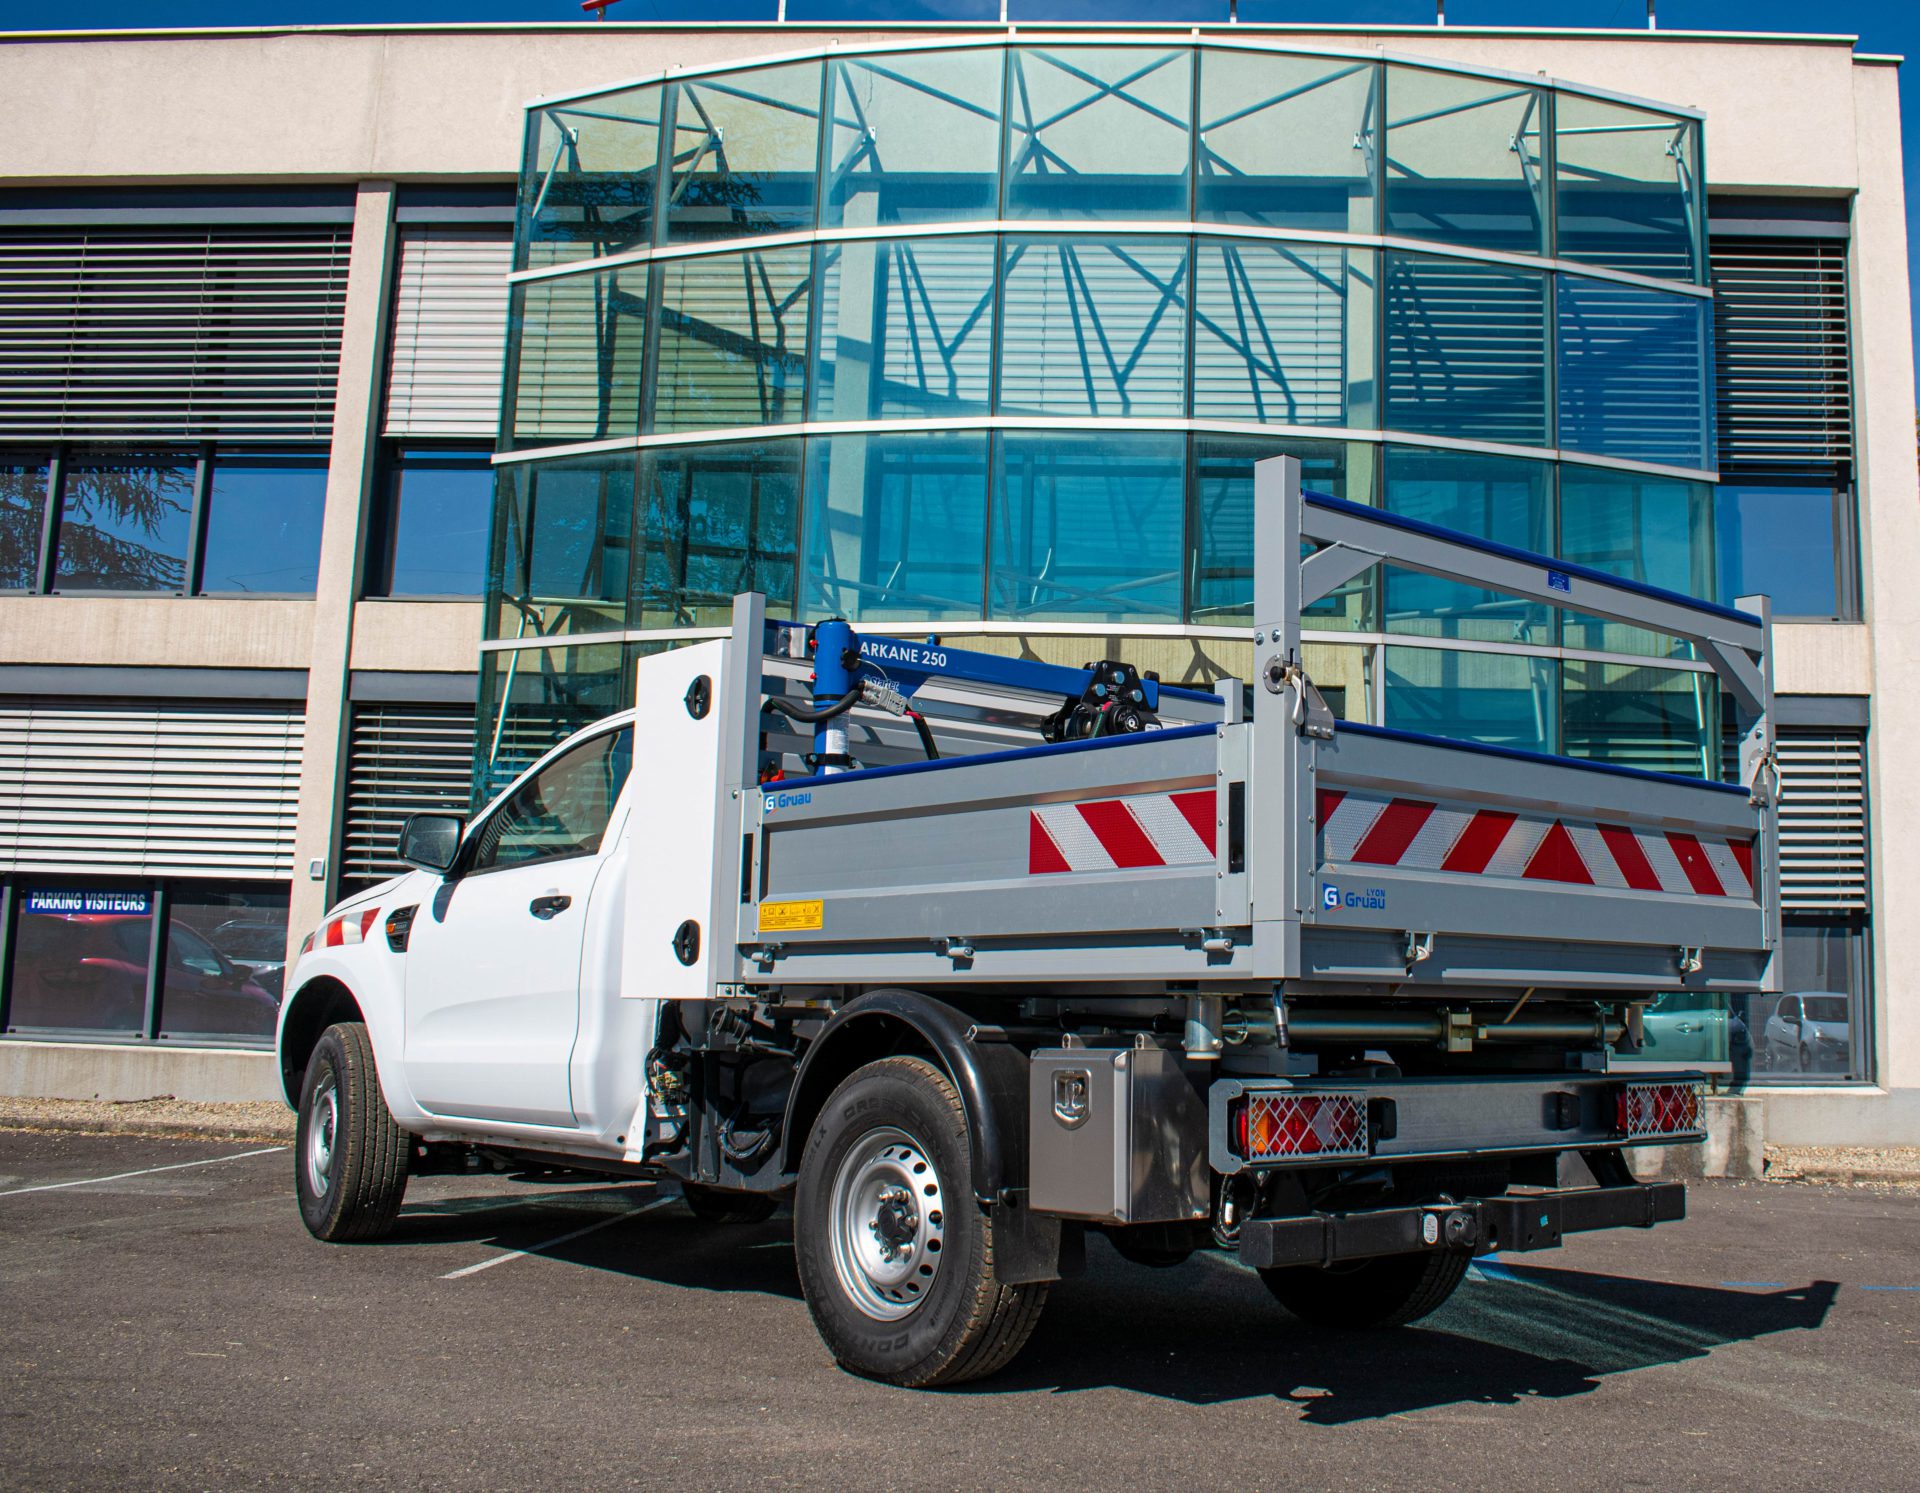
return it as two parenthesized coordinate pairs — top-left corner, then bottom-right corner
(0, 1145), (286, 1198)
(440, 1191), (677, 1279)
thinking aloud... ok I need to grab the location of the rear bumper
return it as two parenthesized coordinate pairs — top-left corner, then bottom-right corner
(1237, 1181), (1686, 1270)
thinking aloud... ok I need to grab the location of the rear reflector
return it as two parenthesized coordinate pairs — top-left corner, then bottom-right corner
(1231, 1091), (1368, 1162)
(1614, 1081), (1704, 1139)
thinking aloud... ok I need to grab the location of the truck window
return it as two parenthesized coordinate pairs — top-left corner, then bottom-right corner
(468, 728), (634, 873)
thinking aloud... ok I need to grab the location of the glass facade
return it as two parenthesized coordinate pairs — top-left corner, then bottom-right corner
(493, 41), (1724, 781)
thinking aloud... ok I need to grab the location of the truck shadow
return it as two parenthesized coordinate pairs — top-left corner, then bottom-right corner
(993, 1247), (1839, 1419)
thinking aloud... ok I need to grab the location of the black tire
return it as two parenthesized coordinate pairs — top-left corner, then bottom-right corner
(794, 1057), (1048, 1387)
(295, 1021), (410, 1242)
(682, 1182), (779, 1225)
(1260, 1249), (1470, 1329)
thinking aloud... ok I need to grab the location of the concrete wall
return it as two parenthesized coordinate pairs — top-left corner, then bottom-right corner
(0, 1039), (282, 1103)
(0, 23), (1874, 193)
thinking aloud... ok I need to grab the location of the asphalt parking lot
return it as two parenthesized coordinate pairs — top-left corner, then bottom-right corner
(2, 1129), (1917, 1491)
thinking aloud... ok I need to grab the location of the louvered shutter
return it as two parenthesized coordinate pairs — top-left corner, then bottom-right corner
(0, 228), (350, 442)
(653, 248), (811, 431)
(384, 226), (512, 439)
(340, 703), (478, 890)
(996, 241), (1188, 417)
(1192, 240), (1351, 426)
(0, 700), (304, 878)
(511, 264), (649, 443)
(1776, 729), (1868, 911)
(1710, 237), (1852, 472)
(1383, 254), (1549, 448)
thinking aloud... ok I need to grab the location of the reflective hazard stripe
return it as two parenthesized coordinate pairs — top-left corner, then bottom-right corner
(1029, 790), (1215, 874)
(1319, 791), (1756, 899)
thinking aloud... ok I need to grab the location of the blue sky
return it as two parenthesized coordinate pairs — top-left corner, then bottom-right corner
(1, 0), (1915, 375)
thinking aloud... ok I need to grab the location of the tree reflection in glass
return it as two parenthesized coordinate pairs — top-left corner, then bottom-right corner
(55, 459), (194, 592)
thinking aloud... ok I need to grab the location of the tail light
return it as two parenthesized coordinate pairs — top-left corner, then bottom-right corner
(1614, 1081), (1703, 1139)
(1230, 1091), (1368, 1162)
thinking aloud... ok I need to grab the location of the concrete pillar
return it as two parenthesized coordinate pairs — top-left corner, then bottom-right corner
(1769, 61), (1920, 1144)
(286, 180), (398, 955)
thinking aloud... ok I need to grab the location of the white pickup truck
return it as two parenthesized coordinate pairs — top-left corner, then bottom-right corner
(276, 459), (1773, 1386)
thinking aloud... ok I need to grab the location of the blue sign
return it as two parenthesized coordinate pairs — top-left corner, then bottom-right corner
(24, 889), (151, 916)
(1547, 570), (1572, 594)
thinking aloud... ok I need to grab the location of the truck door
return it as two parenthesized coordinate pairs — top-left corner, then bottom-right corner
(403, 726), (634, 1128)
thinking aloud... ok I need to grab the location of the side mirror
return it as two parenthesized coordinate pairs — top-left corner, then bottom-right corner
(397, 813), (464, 874)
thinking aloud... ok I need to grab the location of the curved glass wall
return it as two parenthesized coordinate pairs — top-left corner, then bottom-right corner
(490, 41), (1722, 785)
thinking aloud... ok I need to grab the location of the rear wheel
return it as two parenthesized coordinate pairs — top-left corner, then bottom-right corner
(681, 1182), (779, 1225)
(1260, 1250), (1470, 1329)
(295, 1022), (410, 1242)
(794, 1057), (1048, 1387)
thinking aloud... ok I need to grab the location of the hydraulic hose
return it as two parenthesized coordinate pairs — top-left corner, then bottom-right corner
(907, 710), (940, 761)
(761, 686), (862, 726)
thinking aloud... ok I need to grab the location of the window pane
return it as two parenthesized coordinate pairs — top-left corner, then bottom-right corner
(378, 450), (493, 598)
(8, 886), (153, 1034)
(824, 50), (1003, 228)
(812, 237), (996, 423)
(998, 240), (1188, 417)
(507, 267), (648, 448)
(489, 453), (633, 640)
(803, 431), (988, 623)
(635, 438), (800, 628)
(653, 247), (813, 433)
(1557, 276), (1710, 470)
(198, 457), (327, 594)
(475, 641), (635, 801)
(991, 430), (1184, 622)
(1561, 656), (1715, 778)
(160, 885), (287, 1043)
(472, 726), (633, 871)
(1384, 66), (1545, 256)
(1382, 254), (1547, 447)
(1192, 240), (1374, 427)
(1005, 47), (1192, 220)
(1739, 916), (1870, 1083)
(1555, 97), (1699, 283)
(1383, 646), (1556, 755)
(1382, 447), (1551, 644)
(0, 457), (46, 590)
(1559, 465), (1713, 658)
(1190, 435), (1352, 625)
(1196, 50), (1377, 233)
(55, 458), (194, 593)
(519, 85), (663, 270)
(665, 63), (823, 243)
(1715, 484), (1844, 618)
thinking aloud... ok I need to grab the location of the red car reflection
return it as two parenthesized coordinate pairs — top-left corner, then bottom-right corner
(9, 913), (280, 1038)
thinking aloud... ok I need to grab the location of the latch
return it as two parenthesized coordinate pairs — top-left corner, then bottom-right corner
(936, 936), (975, 964)
(1181, 927), (1237, 955)
(750, 942), (785, 971)
(1403, 930), (1436, 973)
(1677, 946), (1705, 978)
(1261, 654), (1336, 740)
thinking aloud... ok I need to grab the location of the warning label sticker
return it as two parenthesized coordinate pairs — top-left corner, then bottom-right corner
(758, 899), (824, 934)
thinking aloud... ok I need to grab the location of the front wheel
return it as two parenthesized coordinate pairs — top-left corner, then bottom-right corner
(295, 1022), (410, 1242)
(794, 1057), (1048, 1387)
(1260, 1249), (1470, 1329)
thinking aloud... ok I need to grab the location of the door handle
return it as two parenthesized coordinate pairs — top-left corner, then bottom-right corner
(529, 893), (572, 920)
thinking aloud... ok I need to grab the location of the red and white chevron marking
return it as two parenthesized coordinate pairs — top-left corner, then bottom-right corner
(322, 906), (381, 947)
(1029, 790), (1216, 874)
(1317, 788), (1755, 898)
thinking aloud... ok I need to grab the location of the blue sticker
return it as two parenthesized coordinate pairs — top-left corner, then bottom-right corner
(1323, 886), (1389, 912)
(1322, 884), (1341, 910)
(762, 789), (813, 813)
(1547, 570), (1572, 594)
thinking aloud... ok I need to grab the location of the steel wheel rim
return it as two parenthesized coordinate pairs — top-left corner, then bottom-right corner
(827, 1125), (947, 1322)
(306, 1079), (339, 1198)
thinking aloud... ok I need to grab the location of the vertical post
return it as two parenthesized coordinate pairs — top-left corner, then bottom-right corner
(286, 181), (399, 961)
(1735, 592), (1781, 997)
(1251, 455), (1304, 984)
(142, 884), (169, 1040)
(36, 450), (63, 594)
